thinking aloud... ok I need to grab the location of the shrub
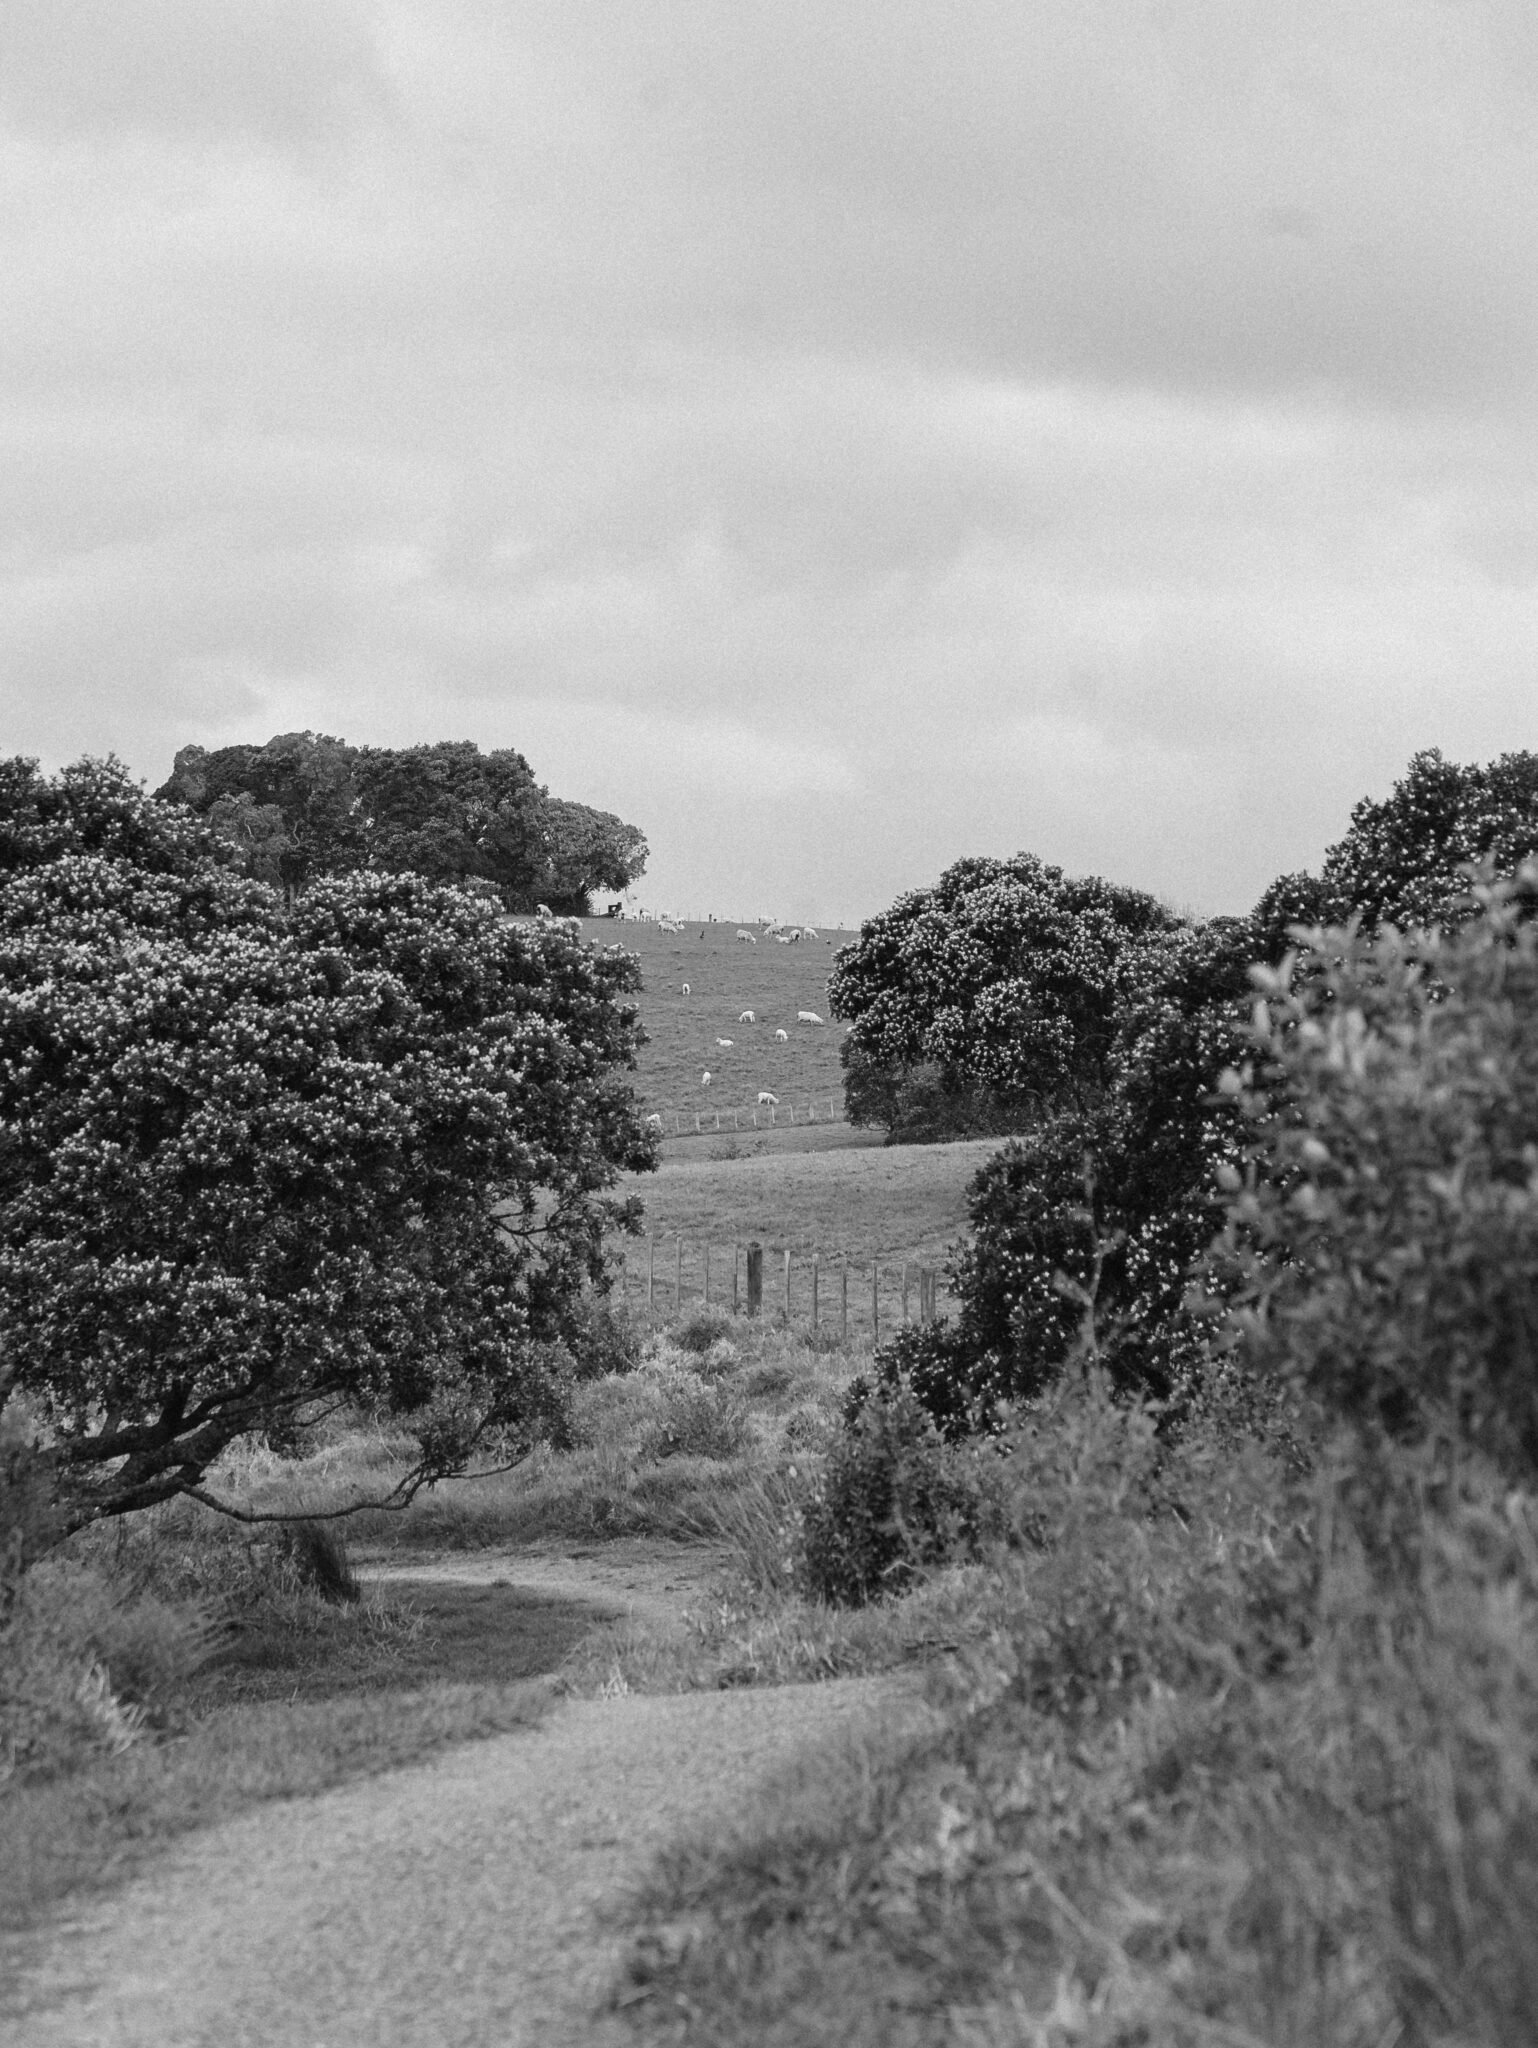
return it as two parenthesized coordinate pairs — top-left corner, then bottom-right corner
(673, 1305), (733, 1356)
(1215, 866), (1538, 1478)
(800, 1376), (999, 1606)
(277, 1518), (360, 1605)
(639, 1375), (752, 1462)
(564, 1291), (645, 1380)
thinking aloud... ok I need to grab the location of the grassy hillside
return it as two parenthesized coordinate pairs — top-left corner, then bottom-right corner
(562, 916), (859, 1120)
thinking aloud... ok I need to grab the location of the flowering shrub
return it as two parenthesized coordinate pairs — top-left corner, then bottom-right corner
(0, 757), (655, 1540)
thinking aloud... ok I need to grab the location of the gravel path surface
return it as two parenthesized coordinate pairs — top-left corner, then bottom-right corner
(1, 1554), (928, 2048)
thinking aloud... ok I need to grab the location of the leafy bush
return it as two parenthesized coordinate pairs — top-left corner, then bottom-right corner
(1215, 866), (1538, 1477)
(800, 1376), (1000, 1606)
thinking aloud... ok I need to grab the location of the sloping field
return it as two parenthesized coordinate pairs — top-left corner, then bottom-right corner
(617, 1136), (1000, 1268)
(564, 917), (859, 1119)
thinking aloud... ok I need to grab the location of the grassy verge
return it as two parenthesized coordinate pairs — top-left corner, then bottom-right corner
(3, 1672), (555, 1938)
(608, 1377), (1538, 2048)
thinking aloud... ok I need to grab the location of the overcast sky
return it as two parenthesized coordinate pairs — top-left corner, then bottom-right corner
(3, 1), (1535, 925)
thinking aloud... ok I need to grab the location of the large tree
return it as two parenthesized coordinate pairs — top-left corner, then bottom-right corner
(828, 852), (1187, 1140)
(541, 797), (651, 915)
(157, 733), (649, 911)
(0, 758), (654, 1545)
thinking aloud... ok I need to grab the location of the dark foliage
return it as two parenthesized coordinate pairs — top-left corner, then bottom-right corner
(800, 1375), (996, 1606)
(156, 731), (648, 911)
(0, 757), (656, 1540)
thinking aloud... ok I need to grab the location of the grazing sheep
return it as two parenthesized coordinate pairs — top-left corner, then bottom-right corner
(701, 1070), (712, 1086)
(757, 1091), (779, 1106)
(800, 927), (819, 940)
(736, 929), (757, 943)
(797, 1010), (824, 1025)
(775, 1028), (788, 1041)
(682, 982), (691, 994)
(738, 1010), (755, 1024)
(716, 1038), (734, 1048)
(535, 903), (552, 917)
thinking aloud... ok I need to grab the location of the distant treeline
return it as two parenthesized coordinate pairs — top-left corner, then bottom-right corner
(157, 731), (647, 914)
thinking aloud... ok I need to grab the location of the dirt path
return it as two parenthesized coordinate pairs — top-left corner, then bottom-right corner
(1, 1550), (929, 2048)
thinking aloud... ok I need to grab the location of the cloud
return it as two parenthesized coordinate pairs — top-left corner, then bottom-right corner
(0, 0), (388, 148)
(1, 3), (1536, 922)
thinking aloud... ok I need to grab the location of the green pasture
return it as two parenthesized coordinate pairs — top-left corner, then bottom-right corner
(616, 1136), (998, 1268)
(565, 916), (859, 1118)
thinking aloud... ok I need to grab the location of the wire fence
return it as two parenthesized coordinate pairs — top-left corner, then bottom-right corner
(613, 1234), (952, 1342)
(647, 1096), (848, 1139)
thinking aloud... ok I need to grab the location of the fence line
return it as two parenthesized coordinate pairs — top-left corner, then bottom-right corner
(650, 1096), (848, 1139)
(616, 1233), (952, 1340)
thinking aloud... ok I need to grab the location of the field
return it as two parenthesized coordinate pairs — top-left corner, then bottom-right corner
(559, 916), (861, 1124)
(616, 1135), (998, 1266)
(608, 1134), (998, 1335)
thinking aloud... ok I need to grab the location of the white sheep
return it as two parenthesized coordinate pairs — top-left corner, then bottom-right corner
(645, 1113), (663, 1130)
(797, 1010), (824, 1025)
(681, 982), (690, 994)
(757, 1091), (778, 1106)
(716, 1038), (734, 1048)
(701, 1070), (712, 1086)
(775, 1028), (788, 1041)
(735, 929), (757, 943)
(738, 1010), (755, 1024)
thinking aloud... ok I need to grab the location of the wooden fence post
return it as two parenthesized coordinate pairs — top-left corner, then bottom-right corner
(675, 1235), (682, 1310)
(783, 1248), (792, 1325)
(647, 1235), (655, 1311)
(841, 1260), (849, 1341)
(871, 1262), (879, 1341)
(746, 1242), (763, 1317)
(902, 1263), (911, 1324)
(811, 1254), (819, 1331)
(703, 1244), (710, 1307)
(733, 1244), (740, 1314)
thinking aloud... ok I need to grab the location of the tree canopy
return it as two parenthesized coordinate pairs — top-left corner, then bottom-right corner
(0, 758), (654, 1543)
(157, 733), (649, 913)
(828, 852), (1187, 1138)
(1253, 746), (1538, 944)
